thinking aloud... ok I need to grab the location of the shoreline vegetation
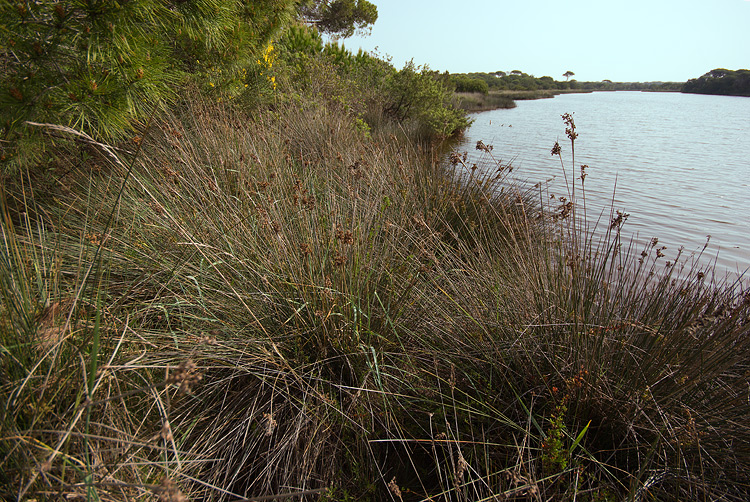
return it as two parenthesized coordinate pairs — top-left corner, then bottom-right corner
(448, 71), (687, 112)
(3, 5), (750, 501)
(455, 89), (593, 112)
(452, 68), (750, 114)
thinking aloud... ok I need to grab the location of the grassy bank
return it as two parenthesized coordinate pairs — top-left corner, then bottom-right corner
(454, 92), (517, 112)
(3, 88), (750, 501)
(455, 89), (594, 112)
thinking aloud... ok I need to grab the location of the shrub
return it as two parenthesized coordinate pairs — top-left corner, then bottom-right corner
(278, 28), (470, 142)
(450, 74), (490, 94)
(384, 61), (470, 140)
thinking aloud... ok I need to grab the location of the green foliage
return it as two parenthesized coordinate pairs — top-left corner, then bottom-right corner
(173, 0), (295, 81)
(279, 24), (325, 56)
(1, 0), (177, 140)
(455, 70), (564, 91)
(448, 70), (683, 93)
(683, 68), (750, 97)
(384, 61), (469, 139)
(542, 403), (569, 473)
(449, 74), (490, 94)
(278, 26), (469, 141)
(0, 0), (296, 165)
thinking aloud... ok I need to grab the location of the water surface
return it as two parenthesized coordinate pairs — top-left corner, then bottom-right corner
(460, 91), (750, 276)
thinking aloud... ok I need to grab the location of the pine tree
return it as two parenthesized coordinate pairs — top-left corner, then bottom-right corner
(298, 0), (378, 38)
(1, 0), (296, 165)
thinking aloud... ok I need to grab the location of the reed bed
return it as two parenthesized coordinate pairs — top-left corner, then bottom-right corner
(2, 89), (749, 502)
(454, 92), (517, 112)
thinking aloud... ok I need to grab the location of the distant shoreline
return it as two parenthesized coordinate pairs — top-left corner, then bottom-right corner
(454, 88), (685, 113)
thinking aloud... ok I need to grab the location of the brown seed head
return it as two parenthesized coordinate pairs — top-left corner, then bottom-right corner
(476, 140), (493, 153)
(167, 359), (202, 395)
(160, 421), (173, 442)
(263, 412), (277, 436)
(156, 477), (188, 502)
(551, 141), (562, 156)
(387, 477), (403, 501)
(336, 229), (354, 245)
(562, 112), (578, 141)
(301, 195), (316, 210)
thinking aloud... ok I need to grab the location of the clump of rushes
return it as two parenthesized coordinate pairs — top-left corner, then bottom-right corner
(2, 75), (749, 502)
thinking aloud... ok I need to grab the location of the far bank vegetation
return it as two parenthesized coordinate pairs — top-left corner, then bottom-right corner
(445, 70), (682, 111)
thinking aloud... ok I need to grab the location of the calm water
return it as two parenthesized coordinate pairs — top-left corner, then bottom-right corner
(460, 91), (750, 277)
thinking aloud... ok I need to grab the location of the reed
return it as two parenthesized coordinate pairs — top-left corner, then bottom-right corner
(454, 92), (517, 112)
(2, 85), (749, 502)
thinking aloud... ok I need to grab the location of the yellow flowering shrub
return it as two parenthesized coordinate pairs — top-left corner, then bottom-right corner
(258, 44), (277, 90)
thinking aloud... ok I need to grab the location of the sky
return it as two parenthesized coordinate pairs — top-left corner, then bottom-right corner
(341, 0), (750, 82)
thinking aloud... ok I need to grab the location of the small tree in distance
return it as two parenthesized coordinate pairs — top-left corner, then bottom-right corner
(563, 70), (575, 81)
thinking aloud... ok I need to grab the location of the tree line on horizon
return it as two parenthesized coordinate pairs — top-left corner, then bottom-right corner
(447, 68), (750, 97)
(443, 70), (683, 94)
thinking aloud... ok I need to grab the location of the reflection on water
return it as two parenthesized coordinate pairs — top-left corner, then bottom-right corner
(460, 91), (750, 277)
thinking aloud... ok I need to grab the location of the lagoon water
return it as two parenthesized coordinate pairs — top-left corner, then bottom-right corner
(460, 91), (750, 277)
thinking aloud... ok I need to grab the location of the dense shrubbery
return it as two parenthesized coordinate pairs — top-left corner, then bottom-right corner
(278, 26), (469, 140)
(683, 68), (750, 97)
(0, 0), (298, 166)
(0, 0), (298, 130)
(448, 74), (490, 94)
(461, 70), (568, 91)
(1, 4), (465, 171)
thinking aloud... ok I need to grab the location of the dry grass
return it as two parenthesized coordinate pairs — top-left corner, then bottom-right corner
(2, 88), (749, 502)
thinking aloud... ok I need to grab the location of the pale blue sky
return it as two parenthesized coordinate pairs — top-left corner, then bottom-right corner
(342, 0), (750, 82)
